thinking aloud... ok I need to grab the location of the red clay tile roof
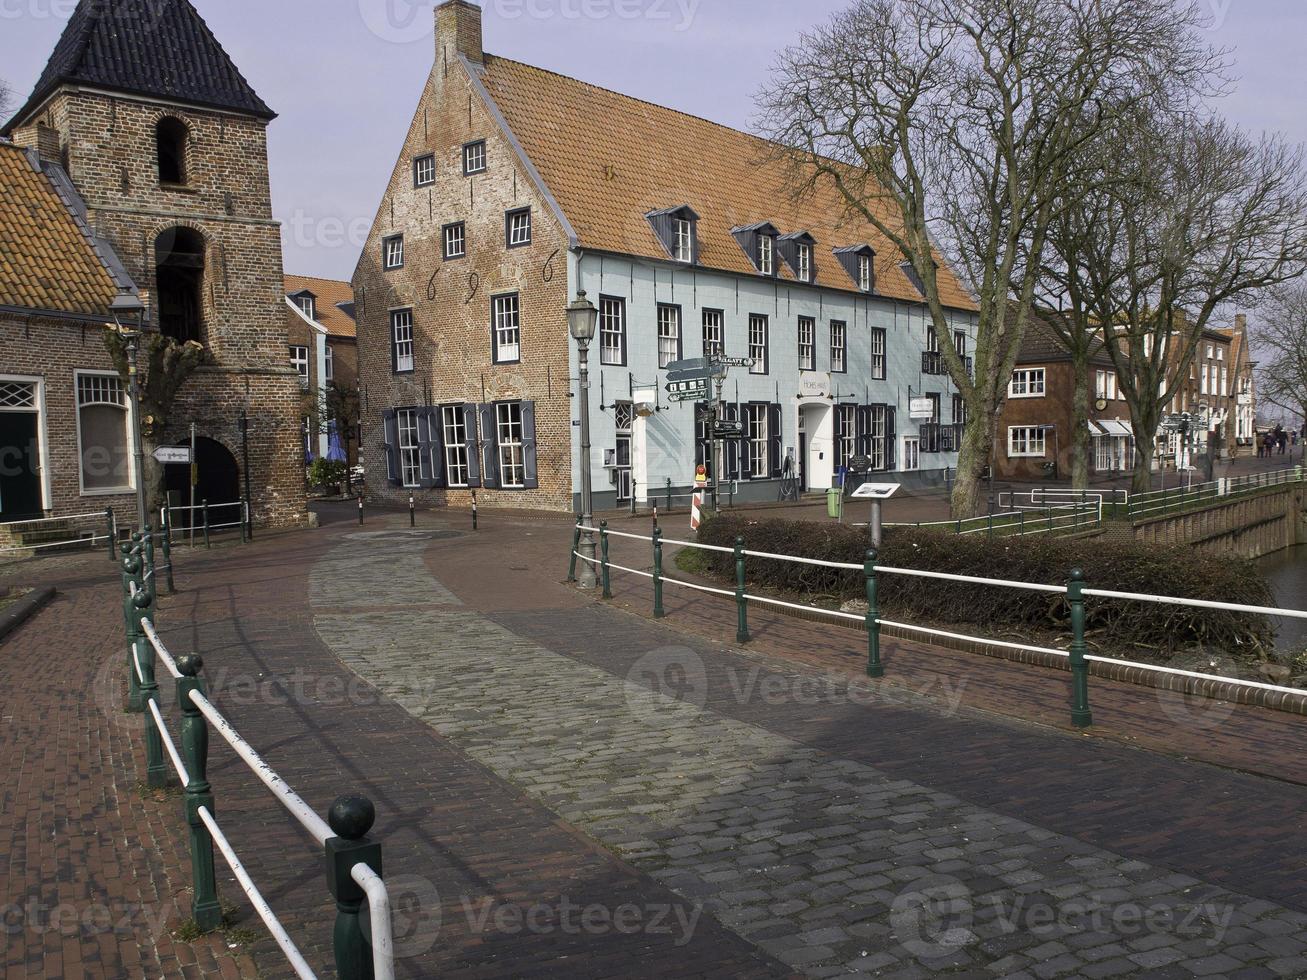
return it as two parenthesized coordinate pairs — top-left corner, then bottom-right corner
(476, 56), (976, 311)
(0, 143), (119, 319)
(285, 274), (356, 339)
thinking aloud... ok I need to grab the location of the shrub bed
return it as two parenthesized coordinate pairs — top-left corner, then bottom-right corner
(695, 515), (1275, 659)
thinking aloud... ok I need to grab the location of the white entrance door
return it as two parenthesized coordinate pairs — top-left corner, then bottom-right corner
(800, 402), (834, 490)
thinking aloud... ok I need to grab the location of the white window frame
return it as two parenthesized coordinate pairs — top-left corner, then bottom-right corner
(383, 235), (404, 270)
(674, 219), (693, 262)
(702, 309), (724, 359)
(1007, 426), (1047, 458)
(830, 320), (846, 373)
(414, 154), (436, 187)
(507, 208), (532, 248)
(492, 293), (521, 364)
(657, 305), (681, 369)
(748, 315), (768, 374)
(397, 408), (421, 489)
(289, 345), (310, 384)
(463, 140), (487, 175)
(1095, 369), (1117, 401)
(442, 405), (470, 488)
(868, 404), (887, 471)
(496, 402), (526, 489)
(324, 345), (334, 383)
(599, 296), (626, 366)
(859, 254), (872, 292)
(902, 436), (920, 472)
(836, 404), (857, 469)
(1009, 368), (1046, 399)
(295, 295), (315, 319)
(871, 328), (886, 380)
(798, 316), (815, 372)
(392, 309), (414, 373)
(797, 244), (811, 282)
(443, 222), (466, 260)
(758, 235), (774, 276)
(75, 371), (135, 496)
(746, 404), (769, 477)
(0, 375), (49, 511)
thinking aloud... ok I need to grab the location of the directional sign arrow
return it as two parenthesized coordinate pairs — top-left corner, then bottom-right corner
(665, 357), (712, 375)
(153, 446), (192, 465)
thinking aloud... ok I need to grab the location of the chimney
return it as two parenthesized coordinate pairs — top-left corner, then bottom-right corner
(1235, 313), (1247, 334)
(436, 0), (484, 66)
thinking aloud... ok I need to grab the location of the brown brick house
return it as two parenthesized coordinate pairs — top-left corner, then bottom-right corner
(285, 274), (360, 466)
(1, 0), (308, 529)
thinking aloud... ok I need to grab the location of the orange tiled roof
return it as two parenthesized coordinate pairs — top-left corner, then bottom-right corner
(284, 274), (356, 339)
(477, 56), (976, 311)
(0, 142), (118, 319)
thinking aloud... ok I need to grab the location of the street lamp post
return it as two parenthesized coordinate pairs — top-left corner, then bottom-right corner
(568, 290), (599, 589)
(111, 290), (149, 532)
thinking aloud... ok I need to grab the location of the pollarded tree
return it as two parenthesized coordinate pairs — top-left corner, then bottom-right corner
(1254, 282), (1307, 427)
(756, 0), (1217, 515)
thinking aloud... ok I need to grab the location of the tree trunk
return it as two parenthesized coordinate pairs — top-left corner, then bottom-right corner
(951, 413), (994, 518)
(1131, 436), (1155, 495)
(1070, 353), (1091, 490)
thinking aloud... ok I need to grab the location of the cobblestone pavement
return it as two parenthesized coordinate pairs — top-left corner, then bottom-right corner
(315, 527), (1307, 979)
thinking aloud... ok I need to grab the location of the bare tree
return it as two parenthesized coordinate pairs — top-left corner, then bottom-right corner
(1254, 282), (1307, 426)
(1048, 109), (1307, 492)
(756, 0), (1216, 515)
(0, 78), (13, 119)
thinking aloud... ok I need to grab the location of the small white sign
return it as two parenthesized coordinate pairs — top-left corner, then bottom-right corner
(153, 447), (192, 465)
(799, 373), (831, 398)
(850, 482), (902, 500)
(909, 397), (934, 420)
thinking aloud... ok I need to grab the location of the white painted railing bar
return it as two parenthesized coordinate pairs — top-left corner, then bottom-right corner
(659, 575), (737, 600)
(659, 536), (736, 554)
(876, 619), (1072, 659)
(132, 642), (146, 683)
(585, 526), (650, 543)
(1082, 653), (1306, 697)
(167, 502), (247, 513)
(0, 510), (108, 528)
(187, 690), (335, 845)
(876, 565), (1068, 595)
(140, 619), (183, 678)
(149, 699), (191, 785)
(351, 865), (396, 980)
(742, 548), (862, 571)
(575, 552), (655, 580)
(196, 805), (318, 980)
(748, 592), (866, 622)
(1081, 589), (1307, 621)
(0, 533), (111, 554)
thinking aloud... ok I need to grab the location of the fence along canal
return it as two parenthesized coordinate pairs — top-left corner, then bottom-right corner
(120, 532), (393, 979)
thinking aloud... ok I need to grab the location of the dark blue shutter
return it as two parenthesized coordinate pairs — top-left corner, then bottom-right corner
(769, 404), (782, 479)
(737, 403), (750, 481)
(857, 405), (872, 456)
(479, 403), (499, 488)
(725, 404), (740, 480)
(462, 403), (481, 488)
(521, 401), (539, 490)
(427, 408), (446, 488)
(416, 411), (436, 488)
(886, 406), (897, 470)
(382, 410), (400, 487)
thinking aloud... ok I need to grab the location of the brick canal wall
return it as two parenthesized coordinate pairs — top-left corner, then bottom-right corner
(1133, 483), (1306, 559)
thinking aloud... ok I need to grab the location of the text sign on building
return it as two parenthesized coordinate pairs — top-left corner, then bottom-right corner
(799, 373), (832, 399)
(153, 447), (192, 465)
(909, 397), (935, 420)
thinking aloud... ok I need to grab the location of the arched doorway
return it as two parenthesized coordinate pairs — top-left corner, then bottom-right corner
(155, 227), (205, 344)
(165, 437), (240, 530)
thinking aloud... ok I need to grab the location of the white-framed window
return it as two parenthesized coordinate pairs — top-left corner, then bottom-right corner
(657, 304), (681, 368)
(702, 309), (724, 359)
(599, 296), (626, 366)
(954, 330), (968, 356)
(492, 293), (520, 363)
(414, 154), (436, 187)
(383, 235), (404, 270)
(463, 140), (487, 175)
(1095, 369), (1117, 401)
(1009, 368), (1046, 398)
(902, 436), (920, 472)
(859, 254), (872, 292)
(391, 309), (414, 373)
(746, 404), (769, 477)
(1200, 363), (1209, 395)
(76, 372), (132, 494)
(442, 405), (469, 488)
(506, 208), (532, 248)
(798, 316), (815, 372)
(0, 379), (37, 409)
(294, 295), (315, 319)
(868, 405), (888, 470)
(749, 314), (768, 374)
(871, 328), (886, 380)
(836, 404), (857, 469)
(289, 345), (310, 384)
(324, 345), (334, 383)
(443, 222), (466, 259)
(1221, 366), (1228, 396)
(1008, 426), (1047, 458)
(758, 235), (774, 276)
(397, 408), (421, 488)
(496, 402), (526, 489)
(674, 219), (693, 262)
(797, 244), (812, 282)
(830, 320), (846, 373)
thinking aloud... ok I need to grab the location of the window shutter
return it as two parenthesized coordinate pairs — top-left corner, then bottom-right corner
(725, 404), (740, 481)
(382, 410), (400, 487)
(416, 410), (436, 488)
(462, 403), (482, 488)
(691, 222), (700, 265)
(857, 405), (872, 456)
(737, 403), (750, 481)
(479, 403), (499, 488)
(768, 404), (782, 479)
(885, 406), (897, 470)
(390, 321), (399, 374)
(521, 401), (539, 490)
(427, 408), (446, 488)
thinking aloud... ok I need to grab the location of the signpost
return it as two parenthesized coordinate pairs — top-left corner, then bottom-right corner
(666, 379), (709, 402)
(850, 482), (901, 547)
(152, 446), (192, 465)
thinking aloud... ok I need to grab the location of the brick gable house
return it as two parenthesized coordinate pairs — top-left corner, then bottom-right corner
(1, 0), (308, 529)
(354, 0), (978, 512)
(285, 274), (360, 467)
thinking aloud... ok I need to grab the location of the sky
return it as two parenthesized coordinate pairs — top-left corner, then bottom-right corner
(1, 0), (1304, 285)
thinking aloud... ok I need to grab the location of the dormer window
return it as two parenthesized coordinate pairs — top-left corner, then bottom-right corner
(732, 222), (781, 277)
(834, 245), (876, 293)
(798, 245), (811, 282)
(647, 205), (699, 264)
(758, 235), (774, 276)
(778, 231), (817, 283)
(293, 293), (316, 319)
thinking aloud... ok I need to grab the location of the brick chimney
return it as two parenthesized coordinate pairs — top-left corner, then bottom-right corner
(1235, 313), (1247, 334)
(436, 0), (484, 66)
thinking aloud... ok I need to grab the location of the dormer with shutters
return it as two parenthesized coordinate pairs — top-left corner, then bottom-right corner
(732, 222), (780, 278)
(834, 245), (876, 293)
(646, 205), (700, 264)
(778, 231), (817, 284)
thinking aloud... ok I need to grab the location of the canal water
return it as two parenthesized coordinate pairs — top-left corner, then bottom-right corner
(1260, 545), (1307, 653)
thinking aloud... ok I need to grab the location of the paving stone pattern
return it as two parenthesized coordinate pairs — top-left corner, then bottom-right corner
(311, 533), (1307, 979)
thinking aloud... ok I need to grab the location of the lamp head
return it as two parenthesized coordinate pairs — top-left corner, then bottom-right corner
(567, 289), (598, 343)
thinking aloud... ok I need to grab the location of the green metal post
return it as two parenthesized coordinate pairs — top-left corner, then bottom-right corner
(326, 796), (383, 980)
(987, 513), (994, 539)
(105, 508), (116, 560)
(202, 500), (210, 549)
(160, 505), (175, 595)
(240, 501), (249, 544)
(652, 528), (665, 619)
(567, 516), (582, 583)
(865, 549), (883, 677)
(956, 518), (962, 534)
(734, 536), (750, 644)
(176, 654), (223, 932)
(1019, 510), (1026, 536)
(131, 588), (167, 789)
(143, 526), (157, 604)
(123, 550), (145, 713)
(600, 521), (612, 600)
(666, 478), (672, 514)
(1048, 507), (1054, 534)
(1067, 568), (1093, 728)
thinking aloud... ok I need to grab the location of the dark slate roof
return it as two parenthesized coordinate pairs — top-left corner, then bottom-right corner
(3, 0), (274, 134)
(1015, 304), (1114, 367)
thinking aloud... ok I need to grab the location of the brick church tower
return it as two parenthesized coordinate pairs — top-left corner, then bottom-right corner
(3, 0), (307, 528)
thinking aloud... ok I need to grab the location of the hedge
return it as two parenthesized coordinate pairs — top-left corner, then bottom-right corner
(695, 515), (1275, 659)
